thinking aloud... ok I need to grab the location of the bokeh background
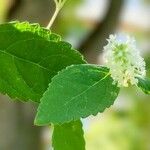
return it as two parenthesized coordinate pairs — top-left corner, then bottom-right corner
(0, 0), (150, 150)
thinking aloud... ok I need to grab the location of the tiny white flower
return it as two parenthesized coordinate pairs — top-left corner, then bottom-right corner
(103, 34), (146, 87)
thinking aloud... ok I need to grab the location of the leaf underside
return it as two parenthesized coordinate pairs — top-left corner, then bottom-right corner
(137, 77), (150, 94)
(35, 64), (120, 125)
(52, 120), (85, 150)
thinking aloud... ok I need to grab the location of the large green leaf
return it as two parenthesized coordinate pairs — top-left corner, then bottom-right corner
(35, 64), (120, 125)
(0, 21), (61, 48)
(137, 77), (150, 94)
(0, 22), (85, 102)
(0, 22), (86, 150)
(52, 120), (85, 150)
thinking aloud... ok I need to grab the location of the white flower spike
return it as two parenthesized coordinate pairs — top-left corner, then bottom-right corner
(103, 34), (146, 87)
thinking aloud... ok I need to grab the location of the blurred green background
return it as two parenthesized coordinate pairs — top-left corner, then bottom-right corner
(0, 0), (149, 150)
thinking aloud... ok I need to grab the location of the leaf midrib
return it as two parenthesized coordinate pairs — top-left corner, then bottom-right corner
(0, 49), (55, 73)
(63, 72), (110, 106)
(40, 71), (110, 122)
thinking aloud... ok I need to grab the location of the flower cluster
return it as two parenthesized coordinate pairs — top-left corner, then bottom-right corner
(103, 35), (146, 87)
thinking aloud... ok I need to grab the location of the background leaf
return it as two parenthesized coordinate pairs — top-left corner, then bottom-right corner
(35, 64), (120, 125)
(137, 77), (150, 94)
(0, 22), (85, 102)
(52, 120), (85, 150)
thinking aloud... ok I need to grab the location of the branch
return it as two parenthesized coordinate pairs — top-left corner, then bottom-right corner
(79, 0), (125, 63)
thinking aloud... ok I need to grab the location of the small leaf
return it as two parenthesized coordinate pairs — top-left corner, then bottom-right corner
(52, 120), (85, 150)
(0, 22), (85, 102)
(35, 64), (119, 125)
(137, 77), (150, 94)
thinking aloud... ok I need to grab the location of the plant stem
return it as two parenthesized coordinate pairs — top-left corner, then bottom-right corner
(47, 0), (67, 29)
(47, 7), (60, 29)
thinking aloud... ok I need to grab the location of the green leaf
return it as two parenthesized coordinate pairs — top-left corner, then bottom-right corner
(35, 64), (119, 125)
(0, 22), (86, 150)
(0, 22), (85, 102)
(52, 120), (85, 150)
(137, 77), (150, 94)
(0, 21), (61, 48)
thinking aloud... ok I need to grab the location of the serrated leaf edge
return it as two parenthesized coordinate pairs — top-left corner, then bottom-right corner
(35, 64), (119, 126)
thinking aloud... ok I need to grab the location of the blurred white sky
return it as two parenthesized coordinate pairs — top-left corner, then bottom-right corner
(77, 0), (150, 29)
(122, 0), (150, 29)
(77, 0), (109, 21)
